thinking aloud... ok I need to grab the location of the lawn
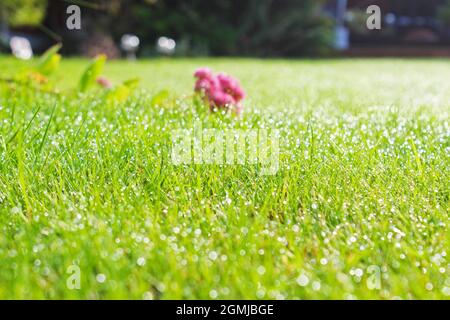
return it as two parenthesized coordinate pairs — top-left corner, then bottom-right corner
(0, 56), (448, 299)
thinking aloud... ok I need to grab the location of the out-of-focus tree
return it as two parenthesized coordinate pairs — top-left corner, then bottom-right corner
(0, 0), (48, 27)
(100, 0), (334, 56)
(39, 0), (333, 57)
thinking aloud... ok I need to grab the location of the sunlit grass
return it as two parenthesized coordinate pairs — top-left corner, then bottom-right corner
(0, 56), (449, 299)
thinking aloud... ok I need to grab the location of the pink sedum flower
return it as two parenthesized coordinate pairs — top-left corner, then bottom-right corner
(194, 68), (245, 114)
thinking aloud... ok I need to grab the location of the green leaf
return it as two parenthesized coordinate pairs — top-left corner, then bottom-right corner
(78, 54), (107, 93)
(37, 44), (62, 75)
(104, 78), (140, 104)
(105, 85), (131, 104)
(151, 89), (170, 107)
(123, 78), (140, 90)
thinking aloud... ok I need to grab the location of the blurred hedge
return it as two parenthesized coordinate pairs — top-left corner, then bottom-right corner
(3, 0), (334, 57)
(0, 0), (47, 27)
(110, 0), (334, 56)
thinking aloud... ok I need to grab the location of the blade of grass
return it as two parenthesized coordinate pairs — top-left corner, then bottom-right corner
(34, 103), (57, 165)
(16, 130), (32, 221)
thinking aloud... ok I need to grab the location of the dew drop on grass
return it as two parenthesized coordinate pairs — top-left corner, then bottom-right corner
(296, 274), (309, 287)
(208, 251), (218, 261)
(354, 268), (363, 277)
(257, 266), (266, 275)
(312, 281), (321, 291)
(137, 257), (146, 266)
(96, 274), (106, 283)
(442, 287), (450, 296)
(256, 289), (266, 298)
(209, 290), (218, 299)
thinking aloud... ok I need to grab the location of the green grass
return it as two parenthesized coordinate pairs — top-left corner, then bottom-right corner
(0, 56), (449, 299)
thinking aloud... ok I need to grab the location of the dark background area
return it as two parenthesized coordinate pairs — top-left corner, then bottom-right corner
(1, 0), (450, 58)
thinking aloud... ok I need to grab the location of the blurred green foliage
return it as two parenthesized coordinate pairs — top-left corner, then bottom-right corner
(1, 0), (333, 56)
(438, 3), (450, 26)
(0, 0), (47, 27)
(108, 0), (334, 56)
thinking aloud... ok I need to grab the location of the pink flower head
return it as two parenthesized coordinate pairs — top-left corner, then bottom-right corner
(195, 75), (219, 94)
(194, 68), (245, 114)
(217, 73), (245, 102)
(233, 85), (246, 101)
(210, 91), (235, 107)
(217, 73), (237, 91)
(96, 76), (112, 89)
(195, 78), (212, 92)
(194, 68), (213, 80)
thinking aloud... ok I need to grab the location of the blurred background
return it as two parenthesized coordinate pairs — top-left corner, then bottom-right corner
(1, 0), (450, 59)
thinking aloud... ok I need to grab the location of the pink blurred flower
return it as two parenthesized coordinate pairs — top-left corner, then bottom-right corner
(232, 86), (246, 101)
(96, 76), (112, 89)
(217, 73), (237, 91)
(194, 68), (213, 80)
(210, 91), (235, 107)
(194, 68), (245, 114)
(195, 76), (219, 94)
